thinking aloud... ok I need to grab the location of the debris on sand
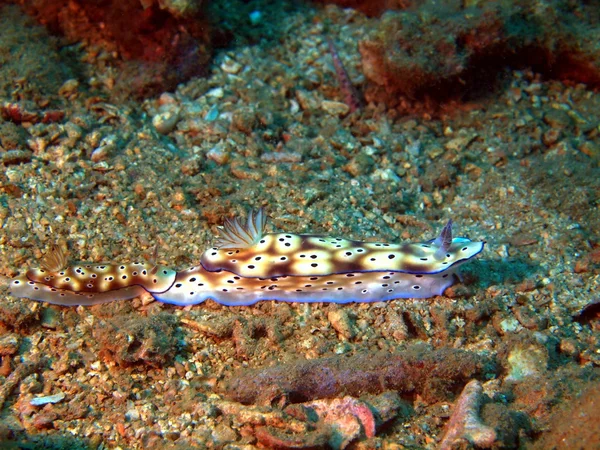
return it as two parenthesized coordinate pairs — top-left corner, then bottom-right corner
(216, 392), (404, 449)
(223, 345), (496, 405)
(438, 379), (496, 450)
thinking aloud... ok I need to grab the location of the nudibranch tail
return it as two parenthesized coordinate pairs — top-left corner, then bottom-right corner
(8, 212), (484, 307)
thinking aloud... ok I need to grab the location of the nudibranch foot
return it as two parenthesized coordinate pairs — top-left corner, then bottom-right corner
(152, 265), (460, 307)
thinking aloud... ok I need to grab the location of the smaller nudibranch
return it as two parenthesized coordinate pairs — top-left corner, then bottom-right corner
(8, 210), (484, 307)
(10, 245), (177, 306)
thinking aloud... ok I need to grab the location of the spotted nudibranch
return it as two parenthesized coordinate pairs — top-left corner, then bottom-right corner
(9, 210), (484, 307)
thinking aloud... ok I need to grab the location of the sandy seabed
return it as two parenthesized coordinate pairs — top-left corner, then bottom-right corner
(0, 1), (599, 449)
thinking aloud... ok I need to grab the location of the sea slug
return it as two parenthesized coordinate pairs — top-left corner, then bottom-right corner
(9, 210), (484, 306)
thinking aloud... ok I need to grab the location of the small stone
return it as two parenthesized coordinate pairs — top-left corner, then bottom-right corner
(543, 109), (572, 129)
(0, 333), (20, 356)
(32, 412), (58, 430)
(542, 128), (561, 147)
(20, 374), (43, 395)
(207, 145), (229, 165)
(579, 140), (599, 161)
(155, 0), (201, 16)
(152, 108), (180, 134)
(206, 87), (224, 98)
(92, 161), (111, 172)
(30, 392), (65, 406)
(426, 146), (444, 159)
(165, 431), (180, 441)
(63, 122), (83, 144)
(343, 152), (375, 177)
(211, 423), (238, 444)
(205, 104), (219, 121)
(181, 156), (202, 176)
(327, 309), (358, 340)
(444, 134), (477, 152)
(125, 407), (140, 421)
(230, 164), (261, 180)
(499, 317), (520, 334)
(158, 92), (177, 105)
(508, 87), (522, 102)
(296, 90), (318, 111)
(58, 79), (80, 98)
(90, 144), (113, 162)
(260, 152), (302, 163)
(40, 308), (60, 329)
(559, 338), (580, 358)
(221, 56), (242, 74)
(231, 108), (257, 134)
(438, 380), (496, 450)
(506, 345), (548, 382)
(321, 100), (350, 117)
(1, 149), (32, 165)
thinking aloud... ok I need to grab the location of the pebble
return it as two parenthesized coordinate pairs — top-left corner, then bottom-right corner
(425, 146), (443, 159)
(343, 152), (375, 176)
(543, 109), (572, 129)
(206, 87), (224, 98)
(207, 145), (229, 165)
(321, 100), (350, 117)
(221, 56), (242, 74)
(158, 92), (177, 105)
(205, 104), (219, 121)
(90, 144), (113, 162)
(30, 392), (65, 406)
(327, 309), (358, 340)
(579, 140), (599, 161)
(0, 333), (20, 356)
(125, 407), (141, 421)
(260, 151), (302, 163)
(444, 133), (477, 152)
(505, 345), (548, 382)
(40, 308), (60, 329)
(58, 79), (80, 98)
(1, 149), (32, 165)
(153, 108), (180, 134)
(211, 423), (238, 444)
(542, 128), (561, 147)
(499, 317), (521, 333)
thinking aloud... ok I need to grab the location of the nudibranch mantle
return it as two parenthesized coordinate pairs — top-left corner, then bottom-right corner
(9, 210), (484, 307)
(202, 233), (480, 278)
